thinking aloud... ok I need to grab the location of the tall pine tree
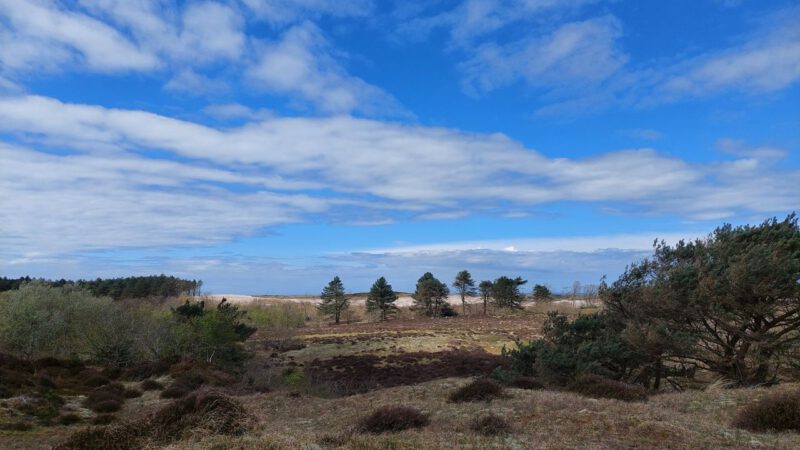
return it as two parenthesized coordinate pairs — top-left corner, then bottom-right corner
(452, 270), (476, 315)
(366, 276), (398, 321)
(318, 276), (349, 324)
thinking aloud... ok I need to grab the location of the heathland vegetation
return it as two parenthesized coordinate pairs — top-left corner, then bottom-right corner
(1, 214), (799, 449)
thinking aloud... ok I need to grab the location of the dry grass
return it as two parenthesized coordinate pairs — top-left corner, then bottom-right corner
(154, 379), (800, 450)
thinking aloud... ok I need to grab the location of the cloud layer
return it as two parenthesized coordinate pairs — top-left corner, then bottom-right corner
(0, 94), (797, 260)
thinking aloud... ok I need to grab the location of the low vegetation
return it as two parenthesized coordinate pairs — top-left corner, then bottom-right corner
(567, 374), (649, 402)
(0, 214), (798, 448)
(471, 413), (512, 436)
(358, 405), (430, 434)
(448, 378), (506, 403)
(733, 390), (800, 432)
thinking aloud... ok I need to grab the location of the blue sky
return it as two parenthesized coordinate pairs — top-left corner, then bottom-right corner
(1, 0), (798, 294)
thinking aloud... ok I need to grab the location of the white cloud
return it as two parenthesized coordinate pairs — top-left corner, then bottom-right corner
(0, 142), (331, 256)
(362, 232), (698, 254)
(657, 15), (800, 98)
(462, 16), (627, 94)
(0, 93), (796, 261)
(246, 22), (406, 115)
(0, 0), (159, 73)
(164, 69), (229, 95)
(397, 0), (605, 46)
(202, 103), (274, 121)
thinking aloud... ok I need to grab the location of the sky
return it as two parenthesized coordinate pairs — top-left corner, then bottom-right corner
(0, 0), (798, 294)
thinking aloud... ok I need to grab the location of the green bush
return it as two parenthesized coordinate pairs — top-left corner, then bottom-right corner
(500, 312), (644, 385)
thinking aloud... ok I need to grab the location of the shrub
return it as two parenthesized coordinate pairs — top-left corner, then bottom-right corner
(733, 390), (800, 432)
(508, 377), (545, 390)
(0, 283), (122, 360)
(83, 374), (111, 388)
(160, 385), (191, 399)
(140, 379), (163, 391)
(57, 391), (249, 449)
(471, 414), (511, 436)
(19, 391), (65, 422)
(123, 388), (142, 398)
(448, 378), (506, 403)
(90, 400), (123, 413)
(84, 383), (125, 413)
(58, 414), (82, 425)
(92, 414), (117, 425)
(568, 375), (648, 402)
(0, 421), (33, 431)
(358, 405), (430, 434)
(147, 390), (250, 442)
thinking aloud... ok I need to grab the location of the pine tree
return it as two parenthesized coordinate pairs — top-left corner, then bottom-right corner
(412, 272), (451, 317)
(366, 276), (399, 321)
(318, 276), (349, 324)
(478, 280), (493, 315)
(491, 276), (527, 309)
(532, 284), (552, 301)
(452, 270), (476, 315)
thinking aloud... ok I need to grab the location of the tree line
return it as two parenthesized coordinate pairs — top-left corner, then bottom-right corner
(0, 275), (202, 300)
(316, 270), (556, 324)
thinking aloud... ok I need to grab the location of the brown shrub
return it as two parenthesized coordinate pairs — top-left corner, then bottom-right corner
(54, 425), (140, 450)
(733, 390), (800, 432)
(448, 378), (506, 403)
(58, 414), (82, 426)
(160, 384), (191, 399)
(568, 375), (648, 402)
(123, 388), (142, 399)
(118, 358), (176, 381)
(471, 414), (511, 436)
(508, 376), (545, 390)
(92, 414), (117, 425)
(83, 373), (111, 388)
(307, 348), (506, 396)
(358, 405), (430, 434)
(58, 390), (250, 449)
(84, 383), (125, 413)
(147, 390), (250, 442)
(0, 421), (33, 431)
(140, 379), (163, 391)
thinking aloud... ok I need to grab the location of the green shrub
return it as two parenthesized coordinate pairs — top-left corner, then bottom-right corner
(358, 405), (429, 433)
(733, 390), (800, 432)
(448, 378), (505, 403)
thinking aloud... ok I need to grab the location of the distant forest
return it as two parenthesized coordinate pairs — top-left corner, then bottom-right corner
(0, 275), (202, 300)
